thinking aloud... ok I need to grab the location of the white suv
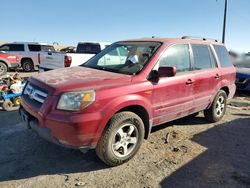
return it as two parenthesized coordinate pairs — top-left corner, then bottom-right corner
(0, 42), (56, 72)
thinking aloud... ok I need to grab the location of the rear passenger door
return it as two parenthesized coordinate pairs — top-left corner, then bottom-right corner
(152, 44), (195, 125)
(212, 45), (235, 99)
(191, 44), (220, 111)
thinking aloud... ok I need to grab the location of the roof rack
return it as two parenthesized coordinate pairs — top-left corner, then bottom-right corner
(181, 36), (218, 42)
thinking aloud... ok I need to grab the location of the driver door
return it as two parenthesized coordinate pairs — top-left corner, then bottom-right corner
(152, 44), (195, 125)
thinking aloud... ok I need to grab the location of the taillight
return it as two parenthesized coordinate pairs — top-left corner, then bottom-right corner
(64, 56), (72, 67)
(16, 56), (19, 62)
(38, 53), (40, 64)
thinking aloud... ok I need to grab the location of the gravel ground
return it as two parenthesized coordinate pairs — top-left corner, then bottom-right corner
(0, 71), (250, 188)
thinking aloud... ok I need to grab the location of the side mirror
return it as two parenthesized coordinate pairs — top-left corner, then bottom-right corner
(158, 66), (176, 77)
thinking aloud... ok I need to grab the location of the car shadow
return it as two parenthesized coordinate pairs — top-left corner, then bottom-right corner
(160, 117), (250, 187)
(0, 120), (108, 182)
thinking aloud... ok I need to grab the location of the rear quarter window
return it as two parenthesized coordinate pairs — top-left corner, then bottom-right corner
(213, 45), (233, 67)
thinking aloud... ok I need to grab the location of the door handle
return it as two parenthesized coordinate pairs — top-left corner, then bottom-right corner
(215, 74), (220, 79)
(186, 79), (194, 85)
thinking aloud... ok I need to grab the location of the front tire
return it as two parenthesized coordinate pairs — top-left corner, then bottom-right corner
(96, 111), (145, 166)
(0, 62), (7, 76)
(204, 90), (227, 122)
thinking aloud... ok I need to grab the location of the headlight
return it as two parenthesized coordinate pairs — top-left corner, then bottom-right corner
(57, 90), (95, 111)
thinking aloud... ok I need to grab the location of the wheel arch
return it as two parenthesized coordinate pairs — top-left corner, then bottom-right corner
(92, 97), (153, 147)
(117, 105), (151, 139)
(220, 86), (229, 98)
(0, 60), (9, 68)
(21, 57), (34, 65)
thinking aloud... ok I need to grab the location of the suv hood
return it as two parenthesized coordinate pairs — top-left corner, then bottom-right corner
(31, 67), (132, 93)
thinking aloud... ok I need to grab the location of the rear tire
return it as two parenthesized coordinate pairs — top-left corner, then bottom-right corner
(95, 111), (145, 166)
(204, 90), (227, 122)
(22, 59), (34, 72)
(0, 62), (7, 76)
(2, 99), (14, 111)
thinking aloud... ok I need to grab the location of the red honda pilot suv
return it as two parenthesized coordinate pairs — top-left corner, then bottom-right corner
(20, 37), (236, 166)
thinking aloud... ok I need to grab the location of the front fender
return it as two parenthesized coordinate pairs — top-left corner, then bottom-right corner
(91, 94), (153, 146)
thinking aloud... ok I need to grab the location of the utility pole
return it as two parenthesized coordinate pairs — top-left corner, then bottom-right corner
(222, 0), (228, 43)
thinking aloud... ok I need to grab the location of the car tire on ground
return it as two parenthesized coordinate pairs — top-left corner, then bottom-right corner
(2, 99), (14, 111)
(95, 111), (145, 166)
(204, 90), (227, 122)
(22, 59), (34, 72)
(0, 62), (8, 76)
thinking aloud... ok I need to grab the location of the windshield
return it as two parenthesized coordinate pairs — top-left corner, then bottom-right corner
(82, 41), (161, 75)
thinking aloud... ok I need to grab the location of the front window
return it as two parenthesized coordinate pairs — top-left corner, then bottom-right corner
(82, 41), (161, 75)
(156, 44), (191, 73)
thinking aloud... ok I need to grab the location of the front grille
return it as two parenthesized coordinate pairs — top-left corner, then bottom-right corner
(23, 83), (48, 104)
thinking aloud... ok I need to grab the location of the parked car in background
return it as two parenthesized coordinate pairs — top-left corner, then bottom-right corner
(39, 42), (110, 71)
(0, 53), (19, 76)
(0, 42), (56, 72)
(20, 37), (235, 166)
(235, 53), (250, 91)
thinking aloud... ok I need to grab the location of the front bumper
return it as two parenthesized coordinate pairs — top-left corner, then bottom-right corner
(19, 103), (100, 150)
(19, 107), (82, 149)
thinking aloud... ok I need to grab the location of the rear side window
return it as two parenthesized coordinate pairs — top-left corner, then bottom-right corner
(158, 44), (191, 73)
(76, 43), (101, 54)
(28, 45), (41, 51)
(213, 45), (232, 67)
(9, 44), (24, 51)
(192, 45), (215, 70)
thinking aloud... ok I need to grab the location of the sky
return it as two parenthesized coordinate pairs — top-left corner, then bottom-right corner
(1, 0), (249, 52)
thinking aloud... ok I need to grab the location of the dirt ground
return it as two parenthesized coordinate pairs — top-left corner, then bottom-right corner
(0, 72), (250, 188)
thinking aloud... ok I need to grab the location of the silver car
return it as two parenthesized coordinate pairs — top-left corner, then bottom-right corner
(0, 42), (56, 72)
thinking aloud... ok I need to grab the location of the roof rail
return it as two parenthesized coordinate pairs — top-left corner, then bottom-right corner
(181, 36), (218, 42)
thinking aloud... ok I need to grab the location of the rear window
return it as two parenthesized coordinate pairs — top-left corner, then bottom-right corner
(192, 45), (215, 70)
(76, 43), (101, 54)
(213, 45), (232, 67)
